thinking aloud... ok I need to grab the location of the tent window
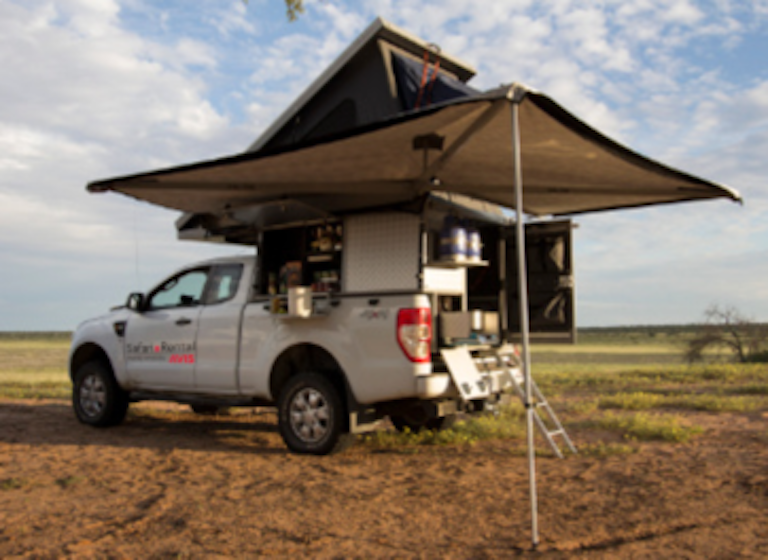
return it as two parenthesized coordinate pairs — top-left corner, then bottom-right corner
(391, 51), (477, 111)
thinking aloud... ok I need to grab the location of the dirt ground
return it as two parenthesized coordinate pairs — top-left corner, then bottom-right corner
(0, 399), (766, 559)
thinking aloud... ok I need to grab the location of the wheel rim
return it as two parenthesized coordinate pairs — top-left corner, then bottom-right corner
(289, 387), (330, 444)
(80, 373), (106, 418)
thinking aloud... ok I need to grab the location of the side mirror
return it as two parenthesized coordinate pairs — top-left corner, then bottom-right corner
(126, 292), (145, 312)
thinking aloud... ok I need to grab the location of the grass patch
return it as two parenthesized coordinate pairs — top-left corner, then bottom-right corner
(0, 381), (71, 400)
(728, 384), (768, 395)
(363, 406), (526, 450)
(594, 412), (703, 443)
(0, 334), (71, 399)
(534, 363), (768, 394)
(562, 398), (600, 415)
(598, 391), (767, 413)
(56, 476), (85, 489)
(670, 394), (765, 413)
(598, 392), (666, 410)
(0, 477), (28, 490)
(578, 442), (638, 457)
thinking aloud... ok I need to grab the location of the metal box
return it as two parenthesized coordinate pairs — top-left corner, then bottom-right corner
(440, 311), (499, 338)
(343, 212), (421, 292)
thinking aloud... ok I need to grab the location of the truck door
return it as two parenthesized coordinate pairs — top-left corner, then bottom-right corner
(124, 267), (209, 390)
(506, 220), (575, 343)
(193, 263), (245, 394)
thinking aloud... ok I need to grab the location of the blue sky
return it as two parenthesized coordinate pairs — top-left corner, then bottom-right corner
(1, 0), (767, 330)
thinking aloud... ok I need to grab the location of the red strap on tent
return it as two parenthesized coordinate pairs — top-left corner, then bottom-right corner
(414, 44), (441, 109)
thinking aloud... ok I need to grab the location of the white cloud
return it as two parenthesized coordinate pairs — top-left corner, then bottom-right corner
(2, 0), (768, 328)
(0, 0), (250, 329)
(209, 0), (256, 37)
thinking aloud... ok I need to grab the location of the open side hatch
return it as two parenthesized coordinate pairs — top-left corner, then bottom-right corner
(506, 220), (575, 343)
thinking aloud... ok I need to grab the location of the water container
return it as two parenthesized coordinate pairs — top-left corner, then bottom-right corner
(467, 226), (482, 262)
(439, 216), (466, 262)
(288, 286), (312, 318)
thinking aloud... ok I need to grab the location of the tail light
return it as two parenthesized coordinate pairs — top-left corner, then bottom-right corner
(397, 308), (432, 363)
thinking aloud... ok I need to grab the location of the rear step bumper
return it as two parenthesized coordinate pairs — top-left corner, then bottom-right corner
(417, 346), (519, 400)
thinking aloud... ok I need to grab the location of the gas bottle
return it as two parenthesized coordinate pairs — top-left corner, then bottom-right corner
(467, 225), (482, 262)
(439, 216), (467, 262)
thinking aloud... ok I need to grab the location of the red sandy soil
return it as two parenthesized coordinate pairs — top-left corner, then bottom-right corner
(0, 399), (766, 559)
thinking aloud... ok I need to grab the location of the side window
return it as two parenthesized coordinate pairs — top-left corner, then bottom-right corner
(148, 269), (209, 310)
(206, 264), (244, 305)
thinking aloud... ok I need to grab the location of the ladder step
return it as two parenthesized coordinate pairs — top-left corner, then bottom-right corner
(493, 347), (576, 458)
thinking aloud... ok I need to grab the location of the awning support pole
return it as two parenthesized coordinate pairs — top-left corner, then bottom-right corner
(511, 100), (539, 548)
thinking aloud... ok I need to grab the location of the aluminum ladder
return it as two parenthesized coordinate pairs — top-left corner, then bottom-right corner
(475, 345), (577, 459)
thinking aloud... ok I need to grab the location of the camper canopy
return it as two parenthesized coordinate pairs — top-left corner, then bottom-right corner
(88, 84), (741, 232)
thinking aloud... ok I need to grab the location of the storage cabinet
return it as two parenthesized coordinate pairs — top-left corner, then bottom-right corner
(259, 222), (343, 317)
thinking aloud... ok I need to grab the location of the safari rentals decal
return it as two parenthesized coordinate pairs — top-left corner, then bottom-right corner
(126, 341), (196, 364)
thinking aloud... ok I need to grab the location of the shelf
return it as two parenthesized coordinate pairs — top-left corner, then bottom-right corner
(427, 259), (488, 269)
(306, 253), (337, 263)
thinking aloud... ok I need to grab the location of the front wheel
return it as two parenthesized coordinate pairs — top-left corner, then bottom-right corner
(277, 373), (353, 455)
(72, 360), (129, 427)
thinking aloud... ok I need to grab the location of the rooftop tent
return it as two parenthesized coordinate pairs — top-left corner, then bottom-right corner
(249, 18), (477, 153)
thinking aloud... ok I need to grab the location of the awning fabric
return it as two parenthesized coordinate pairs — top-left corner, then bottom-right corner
(88, 84), (741, 219)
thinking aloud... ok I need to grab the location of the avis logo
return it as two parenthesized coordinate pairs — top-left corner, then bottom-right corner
(169, 354), (195, 364)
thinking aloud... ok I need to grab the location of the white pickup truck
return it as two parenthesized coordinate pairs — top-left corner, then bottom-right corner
(70, 205), (574, 454)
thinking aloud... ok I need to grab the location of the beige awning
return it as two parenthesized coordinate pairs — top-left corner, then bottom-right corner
(88, 84), (741, 220)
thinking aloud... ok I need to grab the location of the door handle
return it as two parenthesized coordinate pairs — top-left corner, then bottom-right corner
(176, 318), (192, 326)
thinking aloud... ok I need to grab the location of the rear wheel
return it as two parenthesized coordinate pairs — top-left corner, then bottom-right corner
(277, 373), (353, 455)
(72, 361), (129, 427)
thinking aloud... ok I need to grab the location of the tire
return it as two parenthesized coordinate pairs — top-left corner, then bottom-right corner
(391, 412), (458, 433)
(72, 360), (129, 427)
(277, 373), (353, 455)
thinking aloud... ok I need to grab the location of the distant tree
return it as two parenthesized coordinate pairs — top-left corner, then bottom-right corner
(242, 0), (304, 21)
(684, 305), (768, 363)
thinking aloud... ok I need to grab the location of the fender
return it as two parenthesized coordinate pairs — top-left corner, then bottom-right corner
(69, 309), (131, 386)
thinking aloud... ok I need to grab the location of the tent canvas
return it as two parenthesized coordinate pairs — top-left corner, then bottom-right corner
(248, 17), (477, 153)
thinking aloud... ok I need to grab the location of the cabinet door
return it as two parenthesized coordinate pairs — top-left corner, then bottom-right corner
(506, 220), (575, 343)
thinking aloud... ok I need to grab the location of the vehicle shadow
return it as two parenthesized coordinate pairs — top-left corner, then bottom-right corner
(0, 400), (290, 455)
